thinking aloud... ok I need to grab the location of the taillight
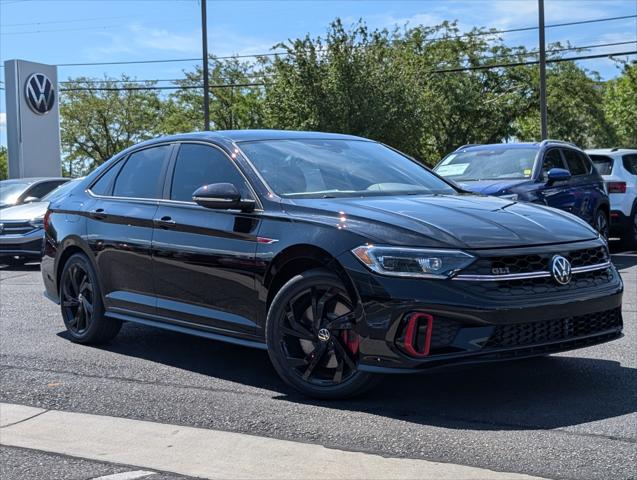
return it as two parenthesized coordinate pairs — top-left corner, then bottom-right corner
(607, 182), (626, 193)
(397, 312), (433, 357)
(43, 210), (52, 231)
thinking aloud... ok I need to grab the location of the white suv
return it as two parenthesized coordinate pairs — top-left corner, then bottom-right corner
(587, 148), (637, 249)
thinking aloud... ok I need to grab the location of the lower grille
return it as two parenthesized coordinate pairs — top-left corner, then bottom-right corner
(485, 308), (622, 349)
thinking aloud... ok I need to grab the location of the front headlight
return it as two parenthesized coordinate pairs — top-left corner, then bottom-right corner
(29, 217), (44, 228)
(351, 245), (475, 279)
(499, 193), (518, 201)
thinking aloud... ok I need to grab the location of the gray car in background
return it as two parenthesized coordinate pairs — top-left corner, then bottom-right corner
(0, 179), (80, 266)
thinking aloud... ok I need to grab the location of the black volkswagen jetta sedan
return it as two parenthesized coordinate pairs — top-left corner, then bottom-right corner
(42, 131), (623, 398)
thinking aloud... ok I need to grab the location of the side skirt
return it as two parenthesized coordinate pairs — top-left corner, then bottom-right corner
(106, 310), (268, 351)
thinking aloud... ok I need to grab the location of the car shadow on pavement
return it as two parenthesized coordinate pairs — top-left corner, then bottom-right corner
(72, 321), (637, 432)
(612, 253), (637, 270)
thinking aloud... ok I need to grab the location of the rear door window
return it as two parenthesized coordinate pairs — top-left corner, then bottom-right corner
(623, 154), (637, 175)
(562, 149), (588, 176)
(590, 155), (614, 175)
(112, 145), (171, 199)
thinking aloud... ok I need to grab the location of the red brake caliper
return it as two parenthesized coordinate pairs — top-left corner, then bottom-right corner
(341, 330), (360, 354)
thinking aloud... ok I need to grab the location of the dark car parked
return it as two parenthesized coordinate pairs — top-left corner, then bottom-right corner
(0, 177), (69, 210)
(42, 131), (623, 398)
(434, 141), (610, 238)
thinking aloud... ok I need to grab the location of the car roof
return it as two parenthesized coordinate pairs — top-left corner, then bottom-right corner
(585, 148), (637, 155)
(136, 129), (371, 147)
(0, 177), (67, 184)
(456, 143), (540, 152)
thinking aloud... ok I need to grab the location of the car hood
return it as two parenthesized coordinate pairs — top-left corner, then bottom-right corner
(285, 194), (598, 249)
(0, 201), (49, 221)
(457, 179), (531, 195)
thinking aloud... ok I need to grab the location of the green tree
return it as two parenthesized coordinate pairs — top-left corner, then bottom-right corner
(162, 56), (266, 133)
(0, 145), (8, 180)
(60, 76), (164, 175)
(514, 56), (615, 148)
(604, 62), (637, 147)
(262, 20), (533, 164)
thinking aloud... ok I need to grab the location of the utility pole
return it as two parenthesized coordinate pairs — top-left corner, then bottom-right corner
(538, 0), (548, 139)
(201, 0), (210, 131)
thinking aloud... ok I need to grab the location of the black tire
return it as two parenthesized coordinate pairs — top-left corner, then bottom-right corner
(620, 212), (637, 251)
(594, 209), (609, 240)
(59, 253), (121, 344)
(266, 268), (380, 399)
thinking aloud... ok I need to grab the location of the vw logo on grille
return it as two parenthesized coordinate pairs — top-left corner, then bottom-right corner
(317, 328), (331, 342)
(550, 255), (572, 285)
(25, 73), (55, 115)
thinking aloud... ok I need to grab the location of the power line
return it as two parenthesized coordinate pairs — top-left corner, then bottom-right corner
(3, 14), (634, 67)
(57, 50), (636, 92)
(53, 40), (635, 85)
(1, 15), (132, 27)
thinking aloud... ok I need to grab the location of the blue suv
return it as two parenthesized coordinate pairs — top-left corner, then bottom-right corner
(434, 140), (610, 237)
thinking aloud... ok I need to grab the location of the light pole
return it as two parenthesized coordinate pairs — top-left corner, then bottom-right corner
(201, 0), (210, 131)
(538, 0), (548, 139)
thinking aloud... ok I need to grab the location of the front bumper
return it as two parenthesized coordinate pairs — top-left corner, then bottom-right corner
(337, 243), (624, 372)
(0, 228), (44, 260)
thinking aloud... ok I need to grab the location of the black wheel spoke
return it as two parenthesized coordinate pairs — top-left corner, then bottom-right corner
(333, 352), (344, 383)
(82, 297), (93, 316)
(302, 343), (327, 380)
(285, 356), (308, 368)
(326, 311), (356, 330)
(332, 339), (357, 371)
(281, 326), (314, 341)
(69, 265), (79, 295)
(62, 299), (79, 307)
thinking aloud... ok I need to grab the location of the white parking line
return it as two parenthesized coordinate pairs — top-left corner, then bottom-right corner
(0, 402), (547, 480)
(92, 472), (156, 480)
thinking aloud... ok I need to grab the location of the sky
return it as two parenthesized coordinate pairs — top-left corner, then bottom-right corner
(1, 0), (636, 146)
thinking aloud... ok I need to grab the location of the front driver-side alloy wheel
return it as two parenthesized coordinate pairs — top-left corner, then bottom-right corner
(266, 268), (379, 399)
(60, 253), (121, 344)
(595, 209), (609, 240)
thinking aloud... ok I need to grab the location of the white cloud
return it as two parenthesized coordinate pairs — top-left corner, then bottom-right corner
(0, 112), (6, 129)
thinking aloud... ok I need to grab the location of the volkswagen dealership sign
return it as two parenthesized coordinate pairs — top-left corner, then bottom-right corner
(4, 60), (61, 178)
(25, 73), (56, 115)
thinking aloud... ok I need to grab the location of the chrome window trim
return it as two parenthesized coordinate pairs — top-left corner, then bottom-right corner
(453, 261), (611, 282)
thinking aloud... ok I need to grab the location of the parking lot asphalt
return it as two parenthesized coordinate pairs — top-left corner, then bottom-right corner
(0, 245), (635, 480)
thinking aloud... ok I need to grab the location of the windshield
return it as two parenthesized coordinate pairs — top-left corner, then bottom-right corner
(435, 148), (538, 181)
(238, 139), (456, 198)
(41, 179), (78, 201)
(0, 180), (33, 206)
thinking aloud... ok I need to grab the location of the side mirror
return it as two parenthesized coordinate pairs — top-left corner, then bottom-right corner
(192, 183), (255, 212)
(23, 196), (40, 203)
(546, 168), (571, 185)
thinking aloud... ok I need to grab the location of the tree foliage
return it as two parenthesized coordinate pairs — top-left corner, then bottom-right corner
(54, 19), (634, 171)
(0, 146), (8, 180)
(603, 62), (637, 147)
(60, 77), (164, 175)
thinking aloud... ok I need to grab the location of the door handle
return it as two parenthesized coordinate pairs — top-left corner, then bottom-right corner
(154, 216), (176, 229)
(89, 208), (106, 220)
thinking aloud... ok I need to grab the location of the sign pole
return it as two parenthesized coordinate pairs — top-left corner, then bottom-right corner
(538, 0), (548, 140)
(201, 0), (210, 131)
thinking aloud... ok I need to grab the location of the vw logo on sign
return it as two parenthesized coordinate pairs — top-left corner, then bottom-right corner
(550, 255), (572, 285)
(25, 73), (55, 115)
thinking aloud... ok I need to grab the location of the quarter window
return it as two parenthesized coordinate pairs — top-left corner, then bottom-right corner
(623, 154), (637, 175)
(91, 161), (124, 196)
(590, 155), (614, 175)
(112, 145), (171, 199)
(170, 144), (251, 202)
(562, 149), (589, 176)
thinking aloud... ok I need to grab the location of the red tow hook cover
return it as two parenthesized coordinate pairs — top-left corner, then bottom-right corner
(403, 313), (433, 357)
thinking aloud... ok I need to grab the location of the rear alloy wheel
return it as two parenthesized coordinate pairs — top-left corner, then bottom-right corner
(60, 253), (121, 344)
(266, 269), (379, 399)
(595, 209), (609, 239)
